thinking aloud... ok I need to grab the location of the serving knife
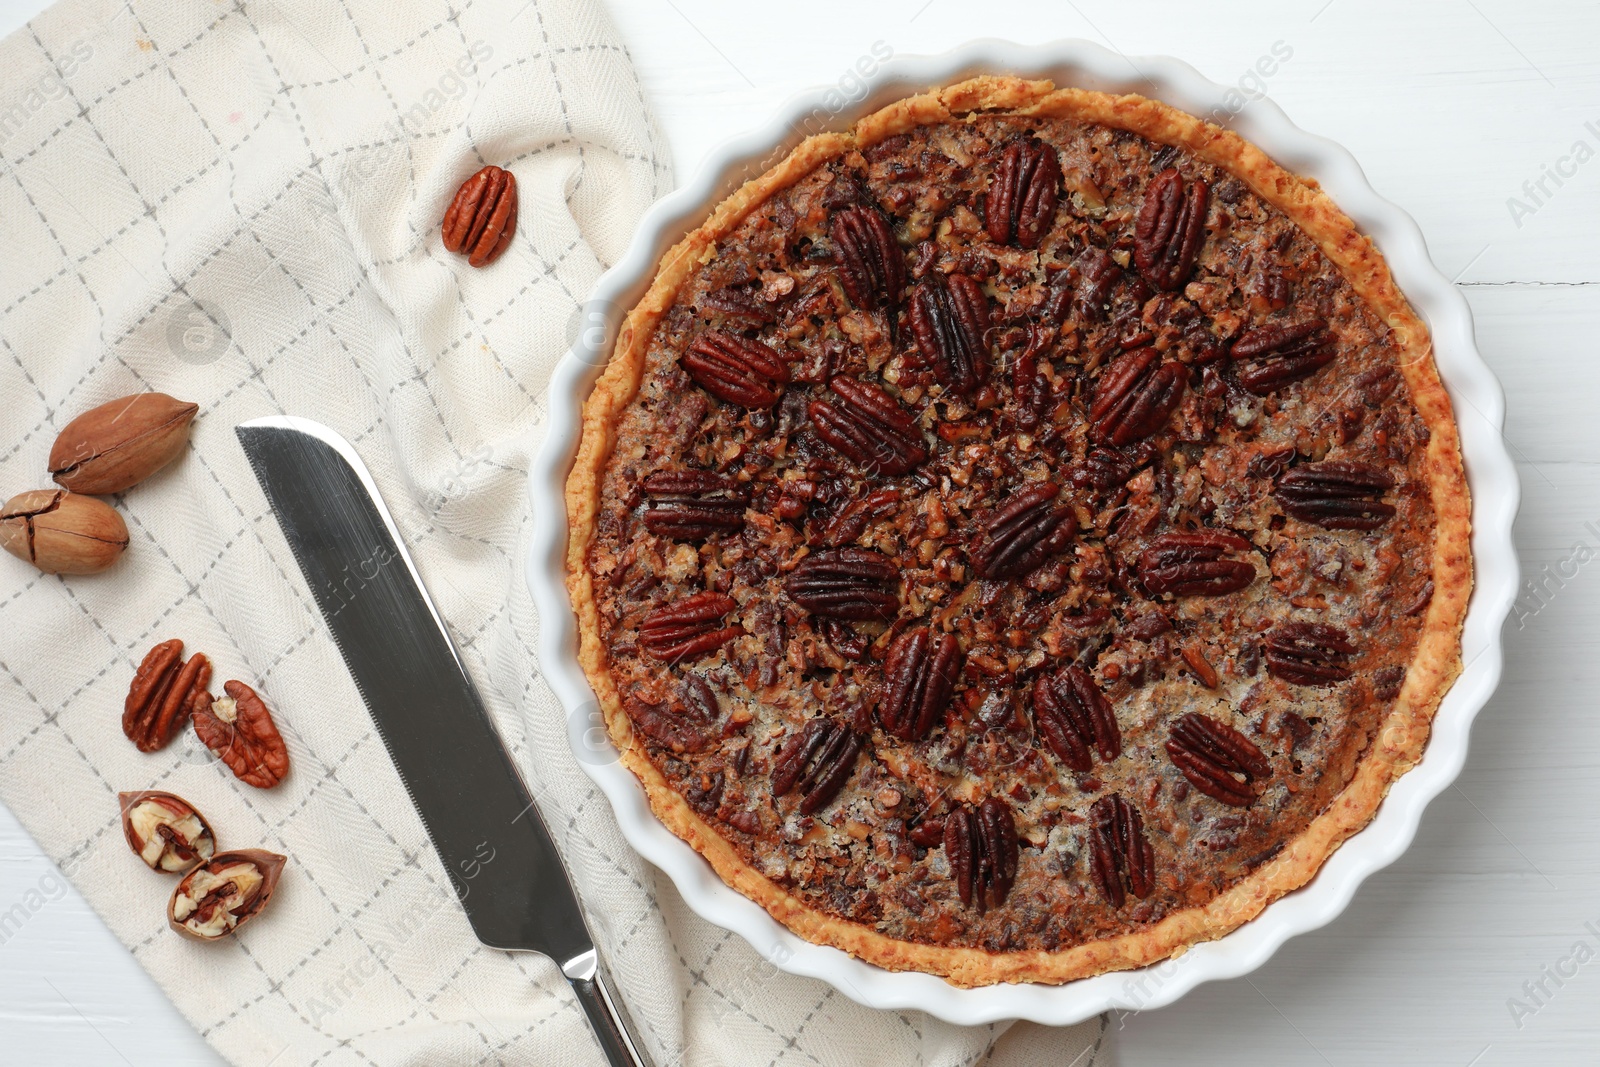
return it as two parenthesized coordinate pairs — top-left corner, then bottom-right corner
(236, 416), (653, 1067)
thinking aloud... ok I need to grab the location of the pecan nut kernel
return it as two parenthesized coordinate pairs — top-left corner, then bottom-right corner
(1031, 665), (1120, 771)
(830, 204), (906, 314)
(1088, 794), (1155, 907)
(441, 165), (517, 267)
(808, 376), (928, 476)
(119, 791), (217, 874)
(1166, 712), (1272, 806)
(784, 547), (899, 622)
(124, 640), (212, 753)
(943, 796), (1019, 914)
(168, 849), (286, 941)
(637, 592), (742, 663)
(192, 680), (291, 789)
(1090, 347), (1187, 446)
(1264, 621), (1357, 686)
(681, 331), (790, 408)
(985, 136), (1062, 249)
(627, 675), (723, 754)
(909, 273), (991, 396)
(642, 470), (748, 540)
(1230, 319), (1336, 394)
(880, 627), (963, 742)
(1138, 531), (1257, 597)
(970, 481), (1076, 579)
(1134, 168), (1209, 291)
(1274, 461), (1397, 530)
(771, 717), (863, 815)
(49, 392), (198, 494)
(0, 490), (128, 575)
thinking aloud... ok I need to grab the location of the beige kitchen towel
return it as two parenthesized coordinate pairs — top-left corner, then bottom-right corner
(0, 0), (1107, 1064)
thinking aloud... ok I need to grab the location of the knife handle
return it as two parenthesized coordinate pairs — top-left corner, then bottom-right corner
(564, 950), (655, 1067)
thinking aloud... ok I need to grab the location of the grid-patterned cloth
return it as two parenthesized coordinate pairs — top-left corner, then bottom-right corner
(0, 1), (1106, 1064)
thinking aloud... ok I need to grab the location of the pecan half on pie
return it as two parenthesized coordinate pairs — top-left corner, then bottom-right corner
(567, 77), (1470, 986)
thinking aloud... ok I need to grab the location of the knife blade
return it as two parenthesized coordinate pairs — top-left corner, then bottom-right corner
(236, 416), (652, 1067)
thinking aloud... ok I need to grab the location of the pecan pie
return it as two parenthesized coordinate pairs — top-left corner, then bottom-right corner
(567, 77), (1470, 985)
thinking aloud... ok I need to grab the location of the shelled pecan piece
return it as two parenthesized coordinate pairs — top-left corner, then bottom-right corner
(1071, 447), (1148, 493)
(1065, 245), (1120, 322)
(627, 675), (723, 754)
(831, 203), (906, 313)
(771, 717), (862, 815)
(985, 136), (1062, 249)
(1264, 621), (1357, 686)
(808, 376), (928, 476)
(124, 640), (211, 753)
(944, 796), (1019, 913)
(1230, 319), (1336, 394)
(642, 470), (748, 540)
(909, 272), (991, 396)
(783, 547), (899, 622)
(1030, 665), (1120, 771)
(880, 627), (963, 741)
(441, 165), (517, 267)
(969, 481), (1076, 579)
(637, 592), (743, 662)
(1274, 461), (1396, 530)
(1088, 794), (1154, 907)
(680, 331), (789, 408)
(1134, 168), (1208, 291)
(1138, 531), (1256, 597)
(1165, 712), (1271, 806)
(192, 680), (291, 789)
(1089, 348), (1186, 446)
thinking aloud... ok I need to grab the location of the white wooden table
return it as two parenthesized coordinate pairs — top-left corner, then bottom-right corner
(1, 0), (1595, 1063)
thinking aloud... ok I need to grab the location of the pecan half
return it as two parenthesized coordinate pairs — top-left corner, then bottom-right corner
(880, 627), (963, 741)
(681, 331), (789, 408)
(1134, 168), (1208, 291)
(944, 797), (1019, 913)
(442, 165), (517, 267)
(168, 849), (286, 941)
(909, 273), (990, 396)
(1088, 794), (1154, 907)
(771, 717), (862, 815)
(119, 791), (216, 874)
(831, 203), (906, 313)
(1066, 245), (1120, 322)
(124, 640), (211, 753)
(1089, 348), (1186, 446)
(628, 675), (722, 754)
(638, 592), (743, 662)
(1264, 622), (1356, 686)
(808, 376), (928, 476)
(784, 547), (899, 621)
(642, 470), (748, 540)
(1031, 665), (1119, 771)
(1165, 712), (1271, 806)
(1274, 461), (1396, 530)
(970, 481), (1076, 579)
(192, 680), (291, 789)
(1071, 447), (1148, 493)
(1230, 319), (1335, 394)
(985, 137), (1061, 248)
(1138, 531), (1256, 597)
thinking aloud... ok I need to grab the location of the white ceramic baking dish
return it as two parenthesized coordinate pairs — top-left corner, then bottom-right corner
(526, 38), (1519, 1025)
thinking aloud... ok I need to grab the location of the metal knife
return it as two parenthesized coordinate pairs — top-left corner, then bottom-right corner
(237, 416), (653, 1067)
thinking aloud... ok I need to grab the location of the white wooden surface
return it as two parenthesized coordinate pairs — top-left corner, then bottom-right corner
(1, 0), (1596, 1063)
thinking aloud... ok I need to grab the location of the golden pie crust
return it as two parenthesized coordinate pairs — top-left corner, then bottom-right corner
(566, 76), (1470, 985)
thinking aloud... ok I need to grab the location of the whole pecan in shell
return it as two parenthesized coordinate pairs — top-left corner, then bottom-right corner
(784, 547), (899, 622)
(808, 376), (928, 476)
(771, 717), (862, 815)
(1031, 665), (1120, 771)
(192, 680), (291, 789)
(1089, 348), (1186, 446)
(1088, 794), (1155, 907)
(637, 591), (743, 662)
(124, 640), (212, 753)
(168, 848), (286, 941)
(1264, 621), (1357, 686)
(1138, 531), (1256, 597)
(831, 203), (906, 314)
(1134, 168), (1209, 291)
(1165, 712), (1271, 806)
(50, 392), (198, 495)
(943, 796), (1019, 913)
(970, 482), (1076, 579)
(119, 790), (216, 874)
(1230, 319), (1335, 394)
(985, 137), (1062, 249)
(441, 165), (517, 267)
(880, 627), (963, 741)
(909, 273), (991, 396)
(642, 470), (748, 540)
(681, 331), (789, 408)
(1274, 461), (1396, 530)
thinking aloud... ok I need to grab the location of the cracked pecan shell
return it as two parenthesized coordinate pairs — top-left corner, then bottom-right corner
(638, 592), (743, 663)
(909, 273), (991, 396)
(681, 331), (789, 408)
(969, 481), (1076, 579)
(1031, 665), (1120, 771)
(772, 717), (863, 815)
(1274, 461), (1396, 530)
(1088, 794), (1155, 907)
(1165, 712), (1271, 806)
(1231, 319), (1335, 394)
(880, 627), (963, 742)
(944, 796), (1019, 914)
(831, 203), (906, 313)
(985, 136), (1062, 249)
(784, 547), (899, 621)
(1134, 168), (1208, 291)
(807, 376), (928, 476)
(1089, 348), (1186, 446)
(642, 470), (748, 540)
(1264, 622), (1357, 686)
(1138, 531), (1256, 597)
